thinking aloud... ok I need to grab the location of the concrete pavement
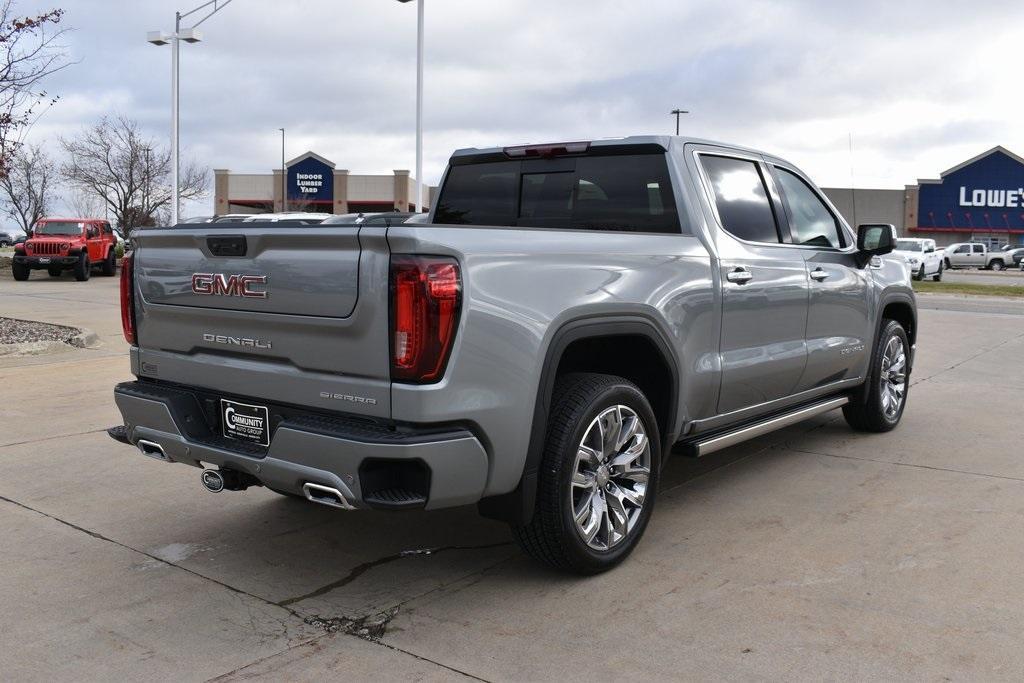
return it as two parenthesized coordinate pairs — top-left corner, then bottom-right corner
(2, 272), (1024, 681)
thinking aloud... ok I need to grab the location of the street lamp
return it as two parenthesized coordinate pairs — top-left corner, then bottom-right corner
(670, 109), (689, 136)
(148, 0), (234, 225)
(397, 0), (424, 212)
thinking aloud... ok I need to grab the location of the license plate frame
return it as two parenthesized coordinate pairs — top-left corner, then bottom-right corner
(38, 257), (51, 264)
(220, 398), (270, 447)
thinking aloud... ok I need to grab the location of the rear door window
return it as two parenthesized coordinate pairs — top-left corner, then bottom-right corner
(700, 155), (781, 244)
(434, 153), (680, 233)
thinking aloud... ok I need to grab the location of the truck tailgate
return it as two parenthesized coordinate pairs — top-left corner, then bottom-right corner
(131, 226), (393, 418)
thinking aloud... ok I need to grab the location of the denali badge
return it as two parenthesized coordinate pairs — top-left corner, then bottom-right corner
(203, 333), (272, 349)
(191, 273), (268, 298)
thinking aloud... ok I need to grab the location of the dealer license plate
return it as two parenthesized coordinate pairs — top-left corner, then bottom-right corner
(221, 398), (270, 447)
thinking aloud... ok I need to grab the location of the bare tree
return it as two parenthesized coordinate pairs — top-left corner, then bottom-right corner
(59, 116), (208, 236)
(66, 187), (104, 219)
(0, 141), (55, 231)
(0, 2), (68, 177)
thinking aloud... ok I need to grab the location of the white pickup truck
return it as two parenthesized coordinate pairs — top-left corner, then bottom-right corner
(944, 242), (1015, 271)
(894, 238), (943, 281)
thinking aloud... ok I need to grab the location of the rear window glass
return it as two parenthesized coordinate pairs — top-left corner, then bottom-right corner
(700, 155), (780, 244)
(434, 154), (681, 233)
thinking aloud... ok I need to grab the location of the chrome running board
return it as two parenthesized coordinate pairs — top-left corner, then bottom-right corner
(686, 396), (849, 457)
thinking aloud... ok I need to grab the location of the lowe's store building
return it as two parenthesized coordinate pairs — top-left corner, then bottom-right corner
(213, 151), (436, 215)
(822, 146), (1024, 249)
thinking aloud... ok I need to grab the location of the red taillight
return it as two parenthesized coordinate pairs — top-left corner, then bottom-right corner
(504, 141), (590, 158)
(390, 255), (461, 383)
(120, 253), (136, 345)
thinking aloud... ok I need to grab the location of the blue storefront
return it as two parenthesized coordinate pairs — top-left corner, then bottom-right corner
(910, 146), (1024, 247)
(286, 154), (335, 209)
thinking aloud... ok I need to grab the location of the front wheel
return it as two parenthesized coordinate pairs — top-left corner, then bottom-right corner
(512, 373), (660, 574)
(73, 253), (90, 281)
(48, 266), (63, 277)
(843, 320), (910, 433)
(12, 261), (29, 281)
(913, 265), (925, 281)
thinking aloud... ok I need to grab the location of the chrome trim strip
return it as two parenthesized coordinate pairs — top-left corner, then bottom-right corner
(694, 396), (849, 457)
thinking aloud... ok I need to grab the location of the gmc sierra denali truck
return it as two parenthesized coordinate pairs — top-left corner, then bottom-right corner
(109, 136), (915, 574)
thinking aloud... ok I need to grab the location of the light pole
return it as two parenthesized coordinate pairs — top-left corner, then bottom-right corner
(398, 0), (424, 212)
(148, 0), (234, 225)
(670, 109), (689, 136)
(279, 128), (286, 212)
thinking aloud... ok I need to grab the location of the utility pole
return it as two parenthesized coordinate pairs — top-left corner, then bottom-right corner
(279, 128), (286, 212)
(671, 108), (688, 136)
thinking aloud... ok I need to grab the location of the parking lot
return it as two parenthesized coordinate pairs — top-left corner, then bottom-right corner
(2, 274), (1024, 681)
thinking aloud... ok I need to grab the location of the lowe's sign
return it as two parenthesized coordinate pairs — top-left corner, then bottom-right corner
(286, 155), (334, 203)
(918, 147), (1024, 230)
(958, 187), (1024, 208)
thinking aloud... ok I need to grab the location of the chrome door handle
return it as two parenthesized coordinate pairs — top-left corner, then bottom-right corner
(726, 268), (753, 284)
(810, 268), (830, 282)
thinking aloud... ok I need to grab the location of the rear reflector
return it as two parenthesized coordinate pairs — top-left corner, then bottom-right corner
(390, 255), (461, 383)
(504, 141), (591, 158)
(120, 253), (136, 345)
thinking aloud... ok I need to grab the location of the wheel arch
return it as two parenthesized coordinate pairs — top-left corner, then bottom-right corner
(478, 314), (681, 525)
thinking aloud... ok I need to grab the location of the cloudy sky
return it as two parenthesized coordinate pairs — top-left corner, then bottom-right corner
(27, 0), (1024, 217)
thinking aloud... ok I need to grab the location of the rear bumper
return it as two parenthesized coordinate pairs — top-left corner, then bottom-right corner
(112, 381), (489, 511)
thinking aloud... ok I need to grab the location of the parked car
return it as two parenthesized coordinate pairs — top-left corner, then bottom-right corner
(894, 238), (943, 281)
(320, 212), (414, 226)
(0, 230), (18, 247)
(240, 212), (330, 225)
(11, 218), (119, 281)
(944, 242), (1012, 270)
(109, 136), (915, 574)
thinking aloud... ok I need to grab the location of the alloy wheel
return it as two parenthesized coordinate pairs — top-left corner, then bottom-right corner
(879, 335), (906, 419)
(570, 405), (651, 551)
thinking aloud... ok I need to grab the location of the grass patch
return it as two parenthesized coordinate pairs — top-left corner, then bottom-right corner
(913, 280), (1024, 298)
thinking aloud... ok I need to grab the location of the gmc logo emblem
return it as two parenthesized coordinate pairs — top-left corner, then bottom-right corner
(191, 273), (268, 298)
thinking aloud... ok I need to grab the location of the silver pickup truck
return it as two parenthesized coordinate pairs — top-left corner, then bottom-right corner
(109, 136), (915, 574)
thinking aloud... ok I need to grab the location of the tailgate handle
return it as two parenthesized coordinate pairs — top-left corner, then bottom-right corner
(207, 235), (247, 257)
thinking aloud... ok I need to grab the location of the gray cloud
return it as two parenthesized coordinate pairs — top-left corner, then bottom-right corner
(29, 0), (1024, 215)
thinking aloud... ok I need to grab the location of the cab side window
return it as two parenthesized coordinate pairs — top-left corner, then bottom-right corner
(972, 244), (985, 254)
(774, 168), (844, 249)
(954, 245), (970, 254)
(102, 222), (112, 235)
(700, 155), (781, 244)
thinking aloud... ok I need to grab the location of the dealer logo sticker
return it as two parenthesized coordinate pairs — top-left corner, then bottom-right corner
(220, 399), (270, 447)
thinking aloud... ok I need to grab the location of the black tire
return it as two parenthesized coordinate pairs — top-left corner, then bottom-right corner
(11, 260), (29, 281)
(944, 258), (951, 269)
(512, 372), (661, 574)
(48, 266), (62, 277)
(933, 263), (943, 282)
(990, 260), (1004, 271)
(913, 264), (925, 281)
(73, 253), (90, 281)
(0, 240), (8, 247)
(101, 248), (116, 276)
(843, 320), (910, 433)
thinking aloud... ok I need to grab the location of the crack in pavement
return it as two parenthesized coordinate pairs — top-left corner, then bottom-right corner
(277, 542), (516, 607)
(1, 427), (108, 450)
(0, 490), (505, 681)
(785, 446), (1024, 485)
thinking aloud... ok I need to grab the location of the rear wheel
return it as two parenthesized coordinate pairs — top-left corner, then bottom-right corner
(991, 260), (1004, 271)
(12, 261), (29, 281)
(512, 373), (660, 574)
(73, 253), (90, 281)
(101, 248), (116, 276)
(844, 320), (909, 433)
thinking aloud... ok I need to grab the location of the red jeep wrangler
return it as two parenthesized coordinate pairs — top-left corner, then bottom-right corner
(11, 218), (119, 281)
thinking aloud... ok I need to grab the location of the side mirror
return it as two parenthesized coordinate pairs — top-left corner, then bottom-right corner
(857, 223), (896, 256)
(925, 247), (935, 253)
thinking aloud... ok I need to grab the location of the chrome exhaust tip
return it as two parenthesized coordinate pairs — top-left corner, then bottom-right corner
(302, 482), (356, 510)
(137, 439), (170, 462)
